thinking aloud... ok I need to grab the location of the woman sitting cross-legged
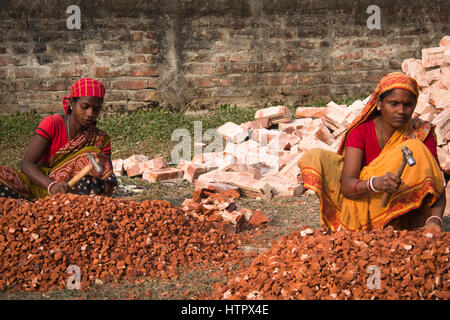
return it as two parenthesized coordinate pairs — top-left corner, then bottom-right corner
(0, 78), (117, 200)
(298, 72), (446, 232)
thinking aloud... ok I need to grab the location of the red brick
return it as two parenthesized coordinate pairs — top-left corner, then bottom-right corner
(422, 47), (446, 68)
(0, 56), (7, 66)
(123, 155), (149, 177)
(29, 79), (66, 91)
(14, 67), (42, 78)
(143, 90), (161, 102)
(114, 80), (147, 90)
(129, 66), (159, 77)
(187, 63), (214, 75)
(183, 163), (208, 182)
(283, 63), (313, 72)
(140, 157), (168, 171)
(248, 210), (269, 228)
(295, 107), (323, 119)
(0, 68), (7, 79)
(401, 58), (429, 88)
(112, 159), (124, 176)
(240, 118), (272, 131)
(142, 168), (184, 182)
(128, 55), (147, 63)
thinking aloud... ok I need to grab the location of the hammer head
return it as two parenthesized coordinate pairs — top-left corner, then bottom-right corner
(86, 153), (104, 173)
(401, 146), (416, 166)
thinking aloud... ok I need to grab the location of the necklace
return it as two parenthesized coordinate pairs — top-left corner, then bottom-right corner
(66, 114), (71, 140)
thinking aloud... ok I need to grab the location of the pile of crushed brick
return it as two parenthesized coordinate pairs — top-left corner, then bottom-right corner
(210, 227), (450, 300)
(0, 194), (245, 292)
(181, 186), (269, 233)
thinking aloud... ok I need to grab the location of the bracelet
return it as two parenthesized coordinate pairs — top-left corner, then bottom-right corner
(426, 216), (443, 228)
(47, 182), (57, 195)
(354, 180), (362, 195)
(369, 176), (380, 193)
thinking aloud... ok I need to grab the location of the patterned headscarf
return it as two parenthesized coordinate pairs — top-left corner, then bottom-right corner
(337, 72), (420, 155)
(62, 78), (106, 115)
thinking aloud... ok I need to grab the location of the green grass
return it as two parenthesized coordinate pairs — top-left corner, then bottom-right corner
(0, 111), (44, 168)
(0, 100), (367, 168)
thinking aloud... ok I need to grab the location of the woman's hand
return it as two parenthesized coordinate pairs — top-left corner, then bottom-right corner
(49, 181), (71, 195)
(374, 172), (402, 193)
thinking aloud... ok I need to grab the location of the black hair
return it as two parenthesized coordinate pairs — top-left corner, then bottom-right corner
(379, 89), (394, 102)
(68, 97), (79, 114)
(379, 88), (417, 102)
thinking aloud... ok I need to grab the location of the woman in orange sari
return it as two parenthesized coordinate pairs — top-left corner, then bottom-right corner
(0, 78), (116, 200)
(298, 72), (446, 231)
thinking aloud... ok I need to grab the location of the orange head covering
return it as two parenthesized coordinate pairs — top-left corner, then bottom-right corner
(62, 78), (106, 115)
(337, 72), (420, 155)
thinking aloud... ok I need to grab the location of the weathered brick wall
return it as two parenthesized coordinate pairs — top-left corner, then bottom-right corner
(0, 0), (448, 114)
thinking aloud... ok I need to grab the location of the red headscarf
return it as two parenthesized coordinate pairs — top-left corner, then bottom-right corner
(62, 78), (106, 115)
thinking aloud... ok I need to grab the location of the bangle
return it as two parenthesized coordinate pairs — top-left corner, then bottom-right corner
(354, 180), (362, 195)
(426, 216), (443, 228)
(47, 182), (57, 195)
(369, 176), (380, 193)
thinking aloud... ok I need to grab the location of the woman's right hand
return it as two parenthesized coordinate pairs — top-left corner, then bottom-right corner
(49, 181), (71, 195)
(375, 172), (402, 193)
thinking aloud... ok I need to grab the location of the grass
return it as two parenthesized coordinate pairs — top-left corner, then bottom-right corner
(0, 98), (359, 168)
(1, 98), (448, 300)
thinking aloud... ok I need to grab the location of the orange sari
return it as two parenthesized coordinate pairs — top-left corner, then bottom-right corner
(298, 73), (445, 231)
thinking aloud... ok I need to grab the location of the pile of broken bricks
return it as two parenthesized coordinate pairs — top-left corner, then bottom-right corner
(181, 186), (269, 234)
(112, 35), (449, 213)
(0, 194), (246, 292)
(210, 226), (450, 300)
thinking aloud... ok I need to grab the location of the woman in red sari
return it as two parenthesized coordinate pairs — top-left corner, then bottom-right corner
(298, 72), (446, 232)
(0, 78), (116, 200)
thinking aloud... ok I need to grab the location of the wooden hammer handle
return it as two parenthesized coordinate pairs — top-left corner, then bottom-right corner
(68, 162), (93, 188)
(379, 158), (407, 207)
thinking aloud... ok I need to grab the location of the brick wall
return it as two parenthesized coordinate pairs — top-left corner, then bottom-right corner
(0, 0), (448, 114)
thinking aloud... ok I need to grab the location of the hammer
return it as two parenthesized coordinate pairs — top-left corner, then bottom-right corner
(68, 153), (104, 188)
(380, 146), (416, 207)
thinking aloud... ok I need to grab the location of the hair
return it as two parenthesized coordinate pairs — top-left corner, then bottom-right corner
(379, 89), (394, 102)
(68, 97), (79, 114)
(69, 97), (103, 114)
(379, 88), (417, 102)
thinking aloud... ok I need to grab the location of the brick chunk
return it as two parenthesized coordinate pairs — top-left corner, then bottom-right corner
(141, 157), (168, 172)
(123, 155), (149, 177)
(142, 167), (184, 182)
(401, 58), (429, 87)
(240, 118), (272, 130)
(295, 107), (323, 119)
(422, 47), (447, 68)
(248, 210), (269, 228)
(320, 102), (348, 131)
(112, 159), (124, 176)
(278, 118), (314, 134)
(437, 147), (450, 175)
(255, 105), (292, 124)
(217, 122), (248, 144)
